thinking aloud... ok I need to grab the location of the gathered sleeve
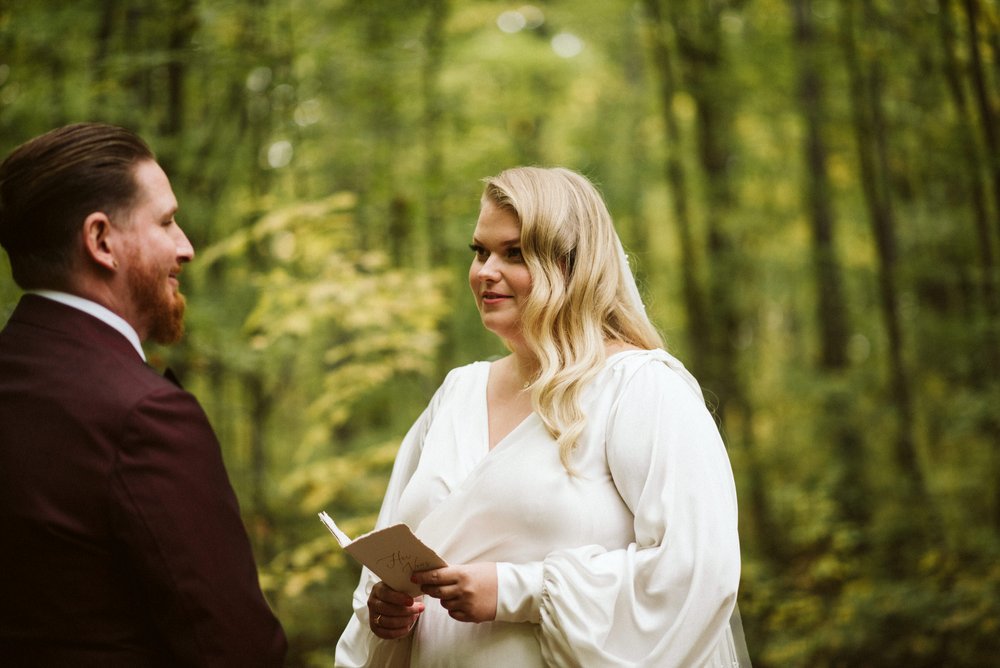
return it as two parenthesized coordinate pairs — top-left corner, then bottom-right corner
(496, 359), (741, 667)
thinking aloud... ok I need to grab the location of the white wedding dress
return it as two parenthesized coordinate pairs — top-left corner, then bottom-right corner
(336, 349), (750, 667)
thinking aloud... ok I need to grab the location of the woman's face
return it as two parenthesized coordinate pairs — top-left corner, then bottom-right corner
(469, 199), (532, 345)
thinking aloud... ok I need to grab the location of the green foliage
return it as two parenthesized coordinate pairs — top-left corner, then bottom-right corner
(746, 523), (1000, 667)
(186, 193), (450, 658)
(262, 439), (401, 662)
(196, 194), (448, 439)
(1, 1), (998, 665)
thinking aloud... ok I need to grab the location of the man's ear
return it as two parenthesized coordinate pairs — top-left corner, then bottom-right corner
(82, 212), (119, 271)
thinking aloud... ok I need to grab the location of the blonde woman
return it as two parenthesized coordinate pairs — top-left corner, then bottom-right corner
(335, 167), (748, 667)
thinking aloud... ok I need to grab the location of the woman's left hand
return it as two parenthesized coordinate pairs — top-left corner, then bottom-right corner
(411, 562), (498, 623)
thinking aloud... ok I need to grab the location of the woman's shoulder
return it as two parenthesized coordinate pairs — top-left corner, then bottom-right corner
(437, 358), (491, 392)
(604, 346), (669, 370)
(444, 358), (492, 375)
(421, 360), (490, 418)
(604, 347), (705, 402)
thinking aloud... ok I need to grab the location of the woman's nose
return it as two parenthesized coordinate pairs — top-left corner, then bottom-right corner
(476, 255), (501, 280)
(476, 255), (500, 279)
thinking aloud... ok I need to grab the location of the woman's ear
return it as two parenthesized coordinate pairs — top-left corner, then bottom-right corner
(81, 212), (119, 271)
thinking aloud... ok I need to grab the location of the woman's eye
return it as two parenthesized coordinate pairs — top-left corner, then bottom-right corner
(507, 247), (523, 260)
(469, 244), (488, 260)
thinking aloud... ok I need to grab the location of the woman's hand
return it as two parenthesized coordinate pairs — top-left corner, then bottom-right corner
(411, 562), (498, 623)
(367, 581), (425, 640)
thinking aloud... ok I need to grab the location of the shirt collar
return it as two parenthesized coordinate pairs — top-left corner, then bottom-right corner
(27, 290), (146, 361)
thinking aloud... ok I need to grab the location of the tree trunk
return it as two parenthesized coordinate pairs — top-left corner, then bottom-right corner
(124, 7), (153, 118)
(420, 0), (450, 269)
(949, 0), (1000, 537)
(961, 0), (1000, 247)
(622, 31), (652, 257)
(648, 0), (783, 563)
(791, 0), (869, 530)
(937, 0), (1000, 373)
(614, 13), (657, 299)
(162, 0), (196, 139)
(670, 0), (743, 418)
(90, 0), (116, 112)
(841, 0), (931, 511)
(358, 9), (407, 254)
(683, 15), (781, 562)
(233, 0), (275, 556)
(792, 0), (851, 370)
(640, 0), (711, 376)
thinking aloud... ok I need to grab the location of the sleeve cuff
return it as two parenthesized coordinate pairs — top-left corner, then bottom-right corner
(495, 561), (544, 624)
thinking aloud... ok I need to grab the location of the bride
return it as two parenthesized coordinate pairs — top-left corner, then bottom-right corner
(335, 166), (751, 667)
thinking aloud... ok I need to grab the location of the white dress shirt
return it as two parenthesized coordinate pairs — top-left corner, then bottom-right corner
(27, 290), (146, 361)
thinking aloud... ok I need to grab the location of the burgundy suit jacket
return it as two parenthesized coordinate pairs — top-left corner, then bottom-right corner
(0, 295), (287, 666)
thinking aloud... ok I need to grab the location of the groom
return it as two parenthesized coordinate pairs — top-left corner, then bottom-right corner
(0, 123), (287, 666)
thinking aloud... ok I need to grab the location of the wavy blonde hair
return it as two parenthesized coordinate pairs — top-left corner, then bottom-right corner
(482, 166), (663, 470)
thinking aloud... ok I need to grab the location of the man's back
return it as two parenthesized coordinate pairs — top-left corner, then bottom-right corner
(0, 295), (287, 666)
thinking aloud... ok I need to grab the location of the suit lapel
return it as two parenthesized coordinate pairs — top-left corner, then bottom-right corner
(163, 367), (183, 388)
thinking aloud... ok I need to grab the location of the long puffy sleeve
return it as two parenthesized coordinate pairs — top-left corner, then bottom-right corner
(496, 356), (741, 667)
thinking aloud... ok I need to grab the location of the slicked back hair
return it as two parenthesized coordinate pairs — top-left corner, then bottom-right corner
(0, 122), (154, 289)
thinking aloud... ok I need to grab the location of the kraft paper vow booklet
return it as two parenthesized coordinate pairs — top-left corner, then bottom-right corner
(318, 511), (447, 597)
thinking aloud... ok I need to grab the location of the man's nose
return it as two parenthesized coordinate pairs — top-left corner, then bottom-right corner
(174, 226), (195, 262)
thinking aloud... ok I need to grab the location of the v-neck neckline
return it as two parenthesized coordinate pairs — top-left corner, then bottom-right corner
(482, 361), (535, 451)
(479, 349), (647, 452)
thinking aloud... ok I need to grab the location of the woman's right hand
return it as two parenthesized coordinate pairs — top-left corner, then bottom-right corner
(367, 581), (425, 640)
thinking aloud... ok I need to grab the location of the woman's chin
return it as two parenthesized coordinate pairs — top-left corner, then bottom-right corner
(481, 317), (515, 338)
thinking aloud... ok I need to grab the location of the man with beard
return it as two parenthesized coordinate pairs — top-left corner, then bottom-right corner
(0, 123), (287, 666)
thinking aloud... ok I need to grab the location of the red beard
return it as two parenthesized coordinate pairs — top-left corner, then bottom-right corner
(126, 256), (186, 345)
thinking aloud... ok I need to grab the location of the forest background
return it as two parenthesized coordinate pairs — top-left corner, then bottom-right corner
(1, 0), (998, 665)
